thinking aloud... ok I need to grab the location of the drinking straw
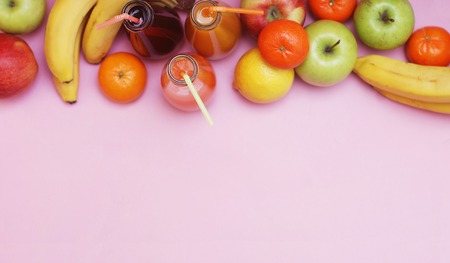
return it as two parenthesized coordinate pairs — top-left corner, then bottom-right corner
(181, 73), (214, 126)
(207, 6), (264, 15)
(96, 13), (141, 30)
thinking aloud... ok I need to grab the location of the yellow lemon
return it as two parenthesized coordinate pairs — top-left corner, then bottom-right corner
(233, 47), (295, 103)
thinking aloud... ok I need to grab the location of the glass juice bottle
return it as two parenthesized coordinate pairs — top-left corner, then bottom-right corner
(122, 0), (184, 60)
(161, 53), (216, 112)
(184, 0), (242, 60)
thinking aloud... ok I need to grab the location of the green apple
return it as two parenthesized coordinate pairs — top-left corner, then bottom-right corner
(295, 20), (357, 87)
(353, 0), (415, 50)
(0, 0), (47, 34)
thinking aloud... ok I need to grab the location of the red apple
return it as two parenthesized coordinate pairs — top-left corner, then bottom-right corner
(0, 33), (38, 98)
(240, 0), (307, 38)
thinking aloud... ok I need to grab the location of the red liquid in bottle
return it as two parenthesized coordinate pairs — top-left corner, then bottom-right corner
(122, 0), (184, 59)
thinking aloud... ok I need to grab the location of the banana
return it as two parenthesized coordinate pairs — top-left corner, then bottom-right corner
(374, 87), (450, 114)
(82, 0), (130, 64)
(353, 55), (450, 103)
(51, 16), (88, 104)
(44, 0), (97, 84)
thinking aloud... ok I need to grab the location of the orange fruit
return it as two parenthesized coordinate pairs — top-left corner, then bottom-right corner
(308, 0), (357, 22)
(405, 26), (450, 66)
(257, 19), (309, 70)
(98, 52), (147, 103)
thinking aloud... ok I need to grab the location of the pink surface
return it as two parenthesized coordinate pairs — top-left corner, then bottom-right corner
(1, 0), (449, 262)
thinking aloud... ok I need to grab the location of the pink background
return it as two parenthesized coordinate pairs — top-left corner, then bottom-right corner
(1, 0), (449, 262)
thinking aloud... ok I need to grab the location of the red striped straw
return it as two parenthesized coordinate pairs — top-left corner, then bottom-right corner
(207, 6), (264, 15)
(96, 13), (141, 30)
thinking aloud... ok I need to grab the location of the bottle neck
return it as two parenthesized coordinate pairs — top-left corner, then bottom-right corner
(191, 0), (221, 30)
(168, 54), (199, 85)
(122, 0), (154, 32)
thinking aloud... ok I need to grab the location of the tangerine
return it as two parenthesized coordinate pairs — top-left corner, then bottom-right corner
(405, 26), (450, 66)
(257, 19), (309, 69)
(308, 0), (357, 22)
(98, 52), (147, 103)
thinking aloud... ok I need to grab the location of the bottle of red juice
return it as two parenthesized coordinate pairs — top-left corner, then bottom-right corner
(122, 0), (184, 60)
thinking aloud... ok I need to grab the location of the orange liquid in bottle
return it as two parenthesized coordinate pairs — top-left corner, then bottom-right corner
(161, 53), (216, 111)
(184, 0), (242, 60)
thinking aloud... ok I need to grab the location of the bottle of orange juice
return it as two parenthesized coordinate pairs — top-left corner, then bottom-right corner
(184, 0), (242, 60)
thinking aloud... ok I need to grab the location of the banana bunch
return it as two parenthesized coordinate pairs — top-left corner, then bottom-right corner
(45, 0), (97, 103)
(44, 0), (132, 103)
(353, 55), (450, 114)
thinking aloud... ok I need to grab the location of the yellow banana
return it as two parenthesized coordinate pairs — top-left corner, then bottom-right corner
(353, 55), (450, 103)
(82, 0), (130, 64)
(44, 0), (97, 84)
(374, 87), (450, 114)
(51, 16), (88, 104)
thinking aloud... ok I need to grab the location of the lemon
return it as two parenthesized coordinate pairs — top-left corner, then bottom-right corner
(233, 47), (295, 103)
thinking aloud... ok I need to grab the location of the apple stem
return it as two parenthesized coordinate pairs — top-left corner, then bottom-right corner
(268, 6), (282, 20)
(380, 10), (395, 23)
(325, 39), (340, 53)
(9, 0), (15, 8)
(271, 9), (277, 18)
